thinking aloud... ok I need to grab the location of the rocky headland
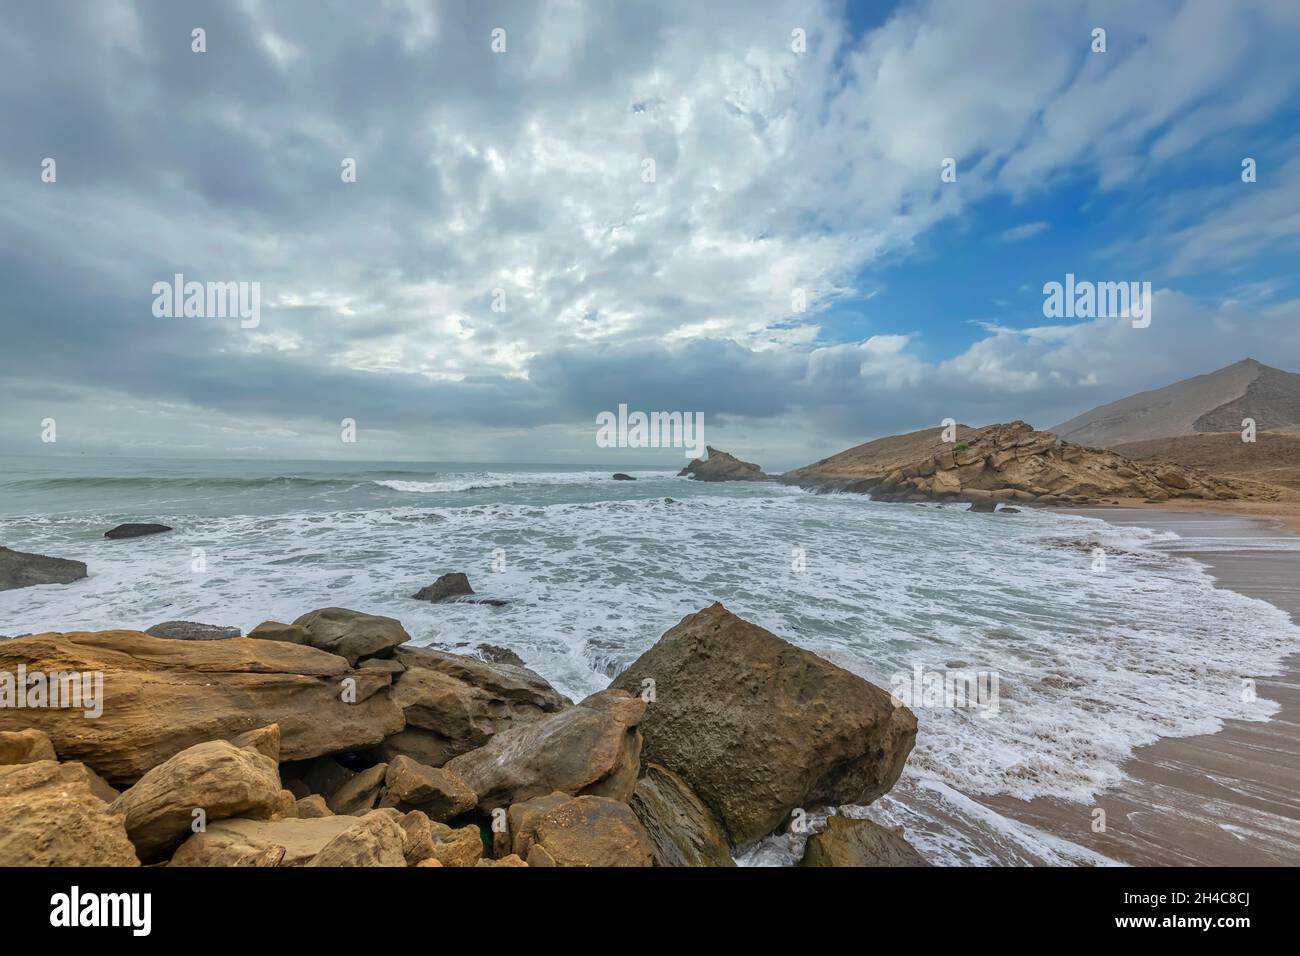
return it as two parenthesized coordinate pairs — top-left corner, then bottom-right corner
(684, 421), (1278, 507)
(0, 603), (918, 867)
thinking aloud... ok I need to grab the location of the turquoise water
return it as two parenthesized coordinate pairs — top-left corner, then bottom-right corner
(3, 454), (1298, 864)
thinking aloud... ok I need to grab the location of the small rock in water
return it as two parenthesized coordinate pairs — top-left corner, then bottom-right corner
(145, 621), (241, 641)
(612, 473), (636, 481)
(966, 500), (997, 513)
(104, 523), (172, 539)
(996, 507), (1021, 514)
(412, 572), (474, 602)
(476, 644), (524, 667)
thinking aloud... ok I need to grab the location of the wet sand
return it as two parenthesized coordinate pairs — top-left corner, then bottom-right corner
(985, 508), (1300, 865)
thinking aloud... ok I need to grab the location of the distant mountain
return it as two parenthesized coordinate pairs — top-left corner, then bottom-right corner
(1052, 359), (1300, 447)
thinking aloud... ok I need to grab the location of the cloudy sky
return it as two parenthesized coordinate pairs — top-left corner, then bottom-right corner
(2, 0), (1299, 468)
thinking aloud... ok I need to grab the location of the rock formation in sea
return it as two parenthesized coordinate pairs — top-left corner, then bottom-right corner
(677, 446), (771, 482)
(0, 546), (88, 591)
(103, 523), (173, 539)
(0, 603), (922, 867)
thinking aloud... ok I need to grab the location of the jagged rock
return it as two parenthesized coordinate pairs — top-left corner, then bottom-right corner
(326, 763), (387, 816)
(0, 728), (57, 765)
(381, 646), (570, 767)
(510, 794), (653, 867)
(0, 631), (405, 786)
(678, 446), (769, 482)
(444, 689), (644, 810)
(104, 523), (172, 539)
(411, 572), (474, 602)
(425, 822), (484, 867)
(631, 763), (734, 867)
(398, 810), (435, 865)
(380, 756), (477, 820)
(145, 621), (241, 641)
(230, 723), (280, 762)
(169, 815), (361, 866)
(505, 791), (572, 859)
(0, 760), (139, 866)
(611, 603), (917, 847)
(305, 811), (407, 867)
(290, 607), (410, 665)
(110, 738), (283, 862)
(0, 546), (88, 591)
(800, 815), (930, 867)
(476, 644), (524, 667)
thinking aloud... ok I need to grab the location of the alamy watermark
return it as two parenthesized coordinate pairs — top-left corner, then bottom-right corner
(890, 664), (1000, 718)
(1043, 273), (1151, 328)
(596, 404), (705, 459)
(0, 666), (103, 718)
(152, 273), (260, 329)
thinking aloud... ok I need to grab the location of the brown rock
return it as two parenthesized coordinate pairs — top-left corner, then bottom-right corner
(110, 739), (283, 862)
(678, 446), (769, 482)
(246, 621), (311, 645)
(445, 689), (644, 810)
(800, 815), (930, 867)
(229, 723), (280, 762)
(326, 762), (387, 816)
(0, 760), (139, 866)
(611, 603), (917, 847)
(0, 728), (57, 765)
(477, 853), (527, 867)
(0, 631), (404, 786)
(382, 645), (570, 766)
(518, 795), (653, 867)
(411, 571), (474, 603)
(305, 811), (407, 867)
(631, 763), (734, 867)
(426, 822), (485, 867)
(294, 794), (332, 818)
(291, 607), (410, 665)
(169, 815), (359, 866)
(380, 756), (477, 820)
(398, 810), (435, 865)
(506, 791), (572, 858)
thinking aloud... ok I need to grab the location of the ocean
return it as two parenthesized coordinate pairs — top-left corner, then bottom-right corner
(3, 454), (1298, 865)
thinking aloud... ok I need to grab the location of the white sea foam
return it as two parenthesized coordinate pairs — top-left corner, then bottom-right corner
(3, 474), (1298, 866)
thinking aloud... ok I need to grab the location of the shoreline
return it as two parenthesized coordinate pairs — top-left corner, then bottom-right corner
(983, 506), (1300, 866)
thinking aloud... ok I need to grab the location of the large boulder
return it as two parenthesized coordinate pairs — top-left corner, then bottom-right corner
(291, 607), (410, 665)
(677, 446), (769, 482)
(0, 760), (139, 866)
(380, 756), (477, 820)
(411, 572), (474, 603)
(444, 689), (644, 810)
(145, 621), (241, 641)
(0, 546), (88, 591)
(110, 737), (283, 862)
(169, 815), (361, 866)
(381, 646), (570, 767)
(631, 763), (734, 867)
(510, 794), (653, 867)
(800, 815), (930, 867)
(0, 728), (57, 765)
(325, 763), (387, 816)
(611, 603), (917, 847)
(0, 631), (405, 786)
(305, 811), (408, 867)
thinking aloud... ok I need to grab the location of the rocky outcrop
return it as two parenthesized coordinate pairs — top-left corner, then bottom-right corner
(800, 815), (930, 867)
(291, 607), (410, 665)
(507, 794), (653, 867)
(380, 756), (477, 820)
(0, 760), (139, 866)
(444, 689), (644, 810)
(0, 728), (58, 765)
(110, 737), (284, 862)
(611, 603), (916, 847)
(104, 523), (172, 539)
(476, 644), (525, 667)
(784, 421), (1259, 504)
(678, 446), (769, 482)
(0, 546), (88, 591)
(382, 645), (570, 767)
(0, 631), (405, 785)
(631, 763), (734, 867)
(145, 621), (241, 641)
(412, 572), (474, 602)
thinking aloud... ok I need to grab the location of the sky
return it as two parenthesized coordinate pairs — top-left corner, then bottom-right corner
(2, 0), (1299, 469)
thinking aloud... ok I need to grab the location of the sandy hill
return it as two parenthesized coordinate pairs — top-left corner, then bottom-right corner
(779, 421), (1272, 505)
(1113, 432), (1300, 493)
(1052, 359), (1300, 447)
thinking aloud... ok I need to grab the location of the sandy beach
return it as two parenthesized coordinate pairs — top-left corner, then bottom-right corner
(987, 506), (1300, 865)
